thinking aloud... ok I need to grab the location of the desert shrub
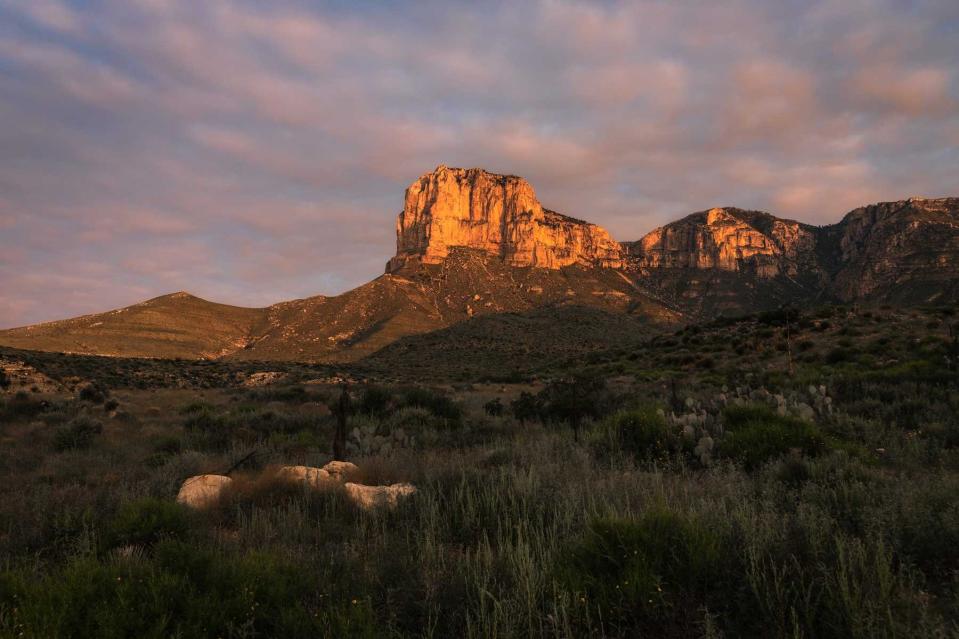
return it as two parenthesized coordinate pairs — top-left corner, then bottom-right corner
(510, 392), (541, 424)
(52, 416), (103, 452)
(103, 498), (191, 549)
(826, 346), (854, 364)
(718, 405), (825, 469)
(483, 398), (504, 416)
(178, 401), (212, 415)
(183, 411), (233, 450)
(103, 398), (119, 412)
(244, 385), (310, 403)
(560, 508), (733, 635)
(399, 387), (461, 422)
(538, 374), (607, 434)
(77, 382), (107, 404)
(358, 385), (392, 416)
(0, 546), (357, 638)
(0, 369), (9, 389)
(382, 406), (436, 433)
(591, 407), (671, 461)
(0, 392), (48, 420)
(242, 409), (313, 436)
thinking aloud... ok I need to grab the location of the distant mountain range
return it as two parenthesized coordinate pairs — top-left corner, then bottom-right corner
(2, 165), (956, 362)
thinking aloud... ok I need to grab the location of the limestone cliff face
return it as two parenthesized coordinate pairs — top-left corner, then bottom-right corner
(828, 197), (959, 302)
(386, 166), (623, 272)
(626, 207), (820, 279)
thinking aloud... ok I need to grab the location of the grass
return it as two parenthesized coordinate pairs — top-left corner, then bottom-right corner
(0, 304), (958, 637)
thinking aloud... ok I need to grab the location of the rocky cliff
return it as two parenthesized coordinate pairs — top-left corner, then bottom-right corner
(1, 165), (955, 363)
(827, 197), (959, 303)
(626, 207), (822, 279)
(387, 166), (623, 272)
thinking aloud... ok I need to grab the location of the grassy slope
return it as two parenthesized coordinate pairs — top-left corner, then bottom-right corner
(0, 292), (267, 359)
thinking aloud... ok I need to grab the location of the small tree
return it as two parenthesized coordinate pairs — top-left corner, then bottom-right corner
(540, 374), (606, 440)
(510, 392), (541, 424)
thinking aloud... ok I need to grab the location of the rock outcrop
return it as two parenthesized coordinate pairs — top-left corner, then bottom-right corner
(625, 207), (822, 279)
(176, 474), (232, 509)
(828, 197), (959, 303)
(387, 166), (623, 272)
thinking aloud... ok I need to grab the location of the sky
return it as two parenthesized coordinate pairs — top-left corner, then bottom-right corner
(1, 0), (957, 328)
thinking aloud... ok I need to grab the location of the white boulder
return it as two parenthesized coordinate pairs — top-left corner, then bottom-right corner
(344, 482), (416, 510)
(176, 474), (232, 509)
(277, 465), (331, 488)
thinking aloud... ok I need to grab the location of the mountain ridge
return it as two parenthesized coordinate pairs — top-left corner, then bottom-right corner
(1, 165), (956, 362)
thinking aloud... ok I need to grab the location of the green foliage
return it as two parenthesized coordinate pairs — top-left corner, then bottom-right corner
(539, 374), (606, 430)
(77, 383), (108, 404)
(483, 398), (504, 416)
(509, 391), (541, 423)
(0, 545), (369, 638)
(52, 416), (102, 452)
(591, 407), (671, 460)
(399, 387), (461, 422)
(560, 509), (732, 635)
(182, 410), (232, 450)
(103, 498), (191, 549)
(719, 405), (825, 469)
(0, 392), (48, 420)
(358, 385), (392, 416)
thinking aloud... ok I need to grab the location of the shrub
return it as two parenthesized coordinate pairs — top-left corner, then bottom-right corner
(538, 374), (606, 434)
(592, 407), (670, 460)
(483, 398), (504, 416)
(718, 405), (825, 469)
(358, 385), (393, 416)
(104, 498), (191, 549)
(510, 392), (541, 424)
(826, 347), (853, 364)
(52, 416), (103, 451)
(0, 369), (9, 389)
(560, 508), (731, 634)
(77, 382), (107, 404)
(183, 411), (232, 450)
(399, 387), (461, 422)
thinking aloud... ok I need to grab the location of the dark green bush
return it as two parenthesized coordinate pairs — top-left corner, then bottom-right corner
(52, 416), (102, 451)
(592, 407), (670, 460)
(719, 405), (825, 469)
(561, 508), (731, 634)
(358, 385), (392, 416)
(77, 383), (107, 404)
(483, 398), (504, 416)
(399, 387), (461, 422)
(104, 498), (191, 549)
(510, 391), (541, 423)
(183, 411), (232, 449)
(0, 545), (369, 638)
(538, 374), (606, 433)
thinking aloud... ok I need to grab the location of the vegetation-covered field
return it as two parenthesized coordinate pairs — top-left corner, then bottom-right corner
(1, 304), (958, 638)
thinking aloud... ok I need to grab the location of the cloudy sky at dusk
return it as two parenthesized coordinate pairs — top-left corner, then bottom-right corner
(1, 0), (957, 328)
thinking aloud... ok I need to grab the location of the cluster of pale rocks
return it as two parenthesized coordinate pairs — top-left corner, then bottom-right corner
(346, 424), (412, 456)
(175, 460), (416, 511)
(664, 384), (833, 466)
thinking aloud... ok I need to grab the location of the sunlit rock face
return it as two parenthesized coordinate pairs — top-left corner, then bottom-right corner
(828, 197), (959, 303)
(386, 165), (624, 272)
(625, 207), (821, 279)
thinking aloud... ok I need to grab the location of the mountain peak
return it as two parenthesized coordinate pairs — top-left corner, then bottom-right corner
(386, 166), (623, 272)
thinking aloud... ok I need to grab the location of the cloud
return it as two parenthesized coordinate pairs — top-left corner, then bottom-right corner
(0, 0), (956, 327)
